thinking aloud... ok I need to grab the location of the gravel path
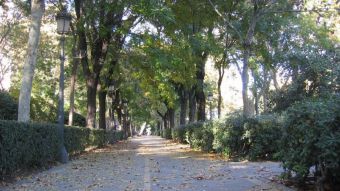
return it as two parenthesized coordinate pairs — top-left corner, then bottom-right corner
(1, 136), (295, 191)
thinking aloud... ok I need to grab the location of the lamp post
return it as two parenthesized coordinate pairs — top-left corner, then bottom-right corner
(207, 92), (213, 120)
(56, 8), (71, 163)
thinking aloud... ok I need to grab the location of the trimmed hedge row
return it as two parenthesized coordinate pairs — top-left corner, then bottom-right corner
(0, 121), (61, 177)
(171, 113), (283, 160)
(0, 120), (124, 178)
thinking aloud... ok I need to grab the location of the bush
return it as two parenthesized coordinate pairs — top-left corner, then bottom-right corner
(0, 91), (17, 120)
(0, 120), (108, 178)
(64, 112), (86, 127)
(171, 126), (187, 143)
(64, 126), (90, 155)
(106, 130), (126, 144)
(184, 122), (214, 152)
(212, 112), (246, 157)
(0, 121), (61, 176)
(243, 114), (283, 160)
(279, 96), (340, 187)
(161, 128), (172, 139)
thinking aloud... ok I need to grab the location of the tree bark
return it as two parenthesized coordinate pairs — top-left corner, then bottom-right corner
(85, 76), (99, 128)
(168, 108), (175, 129)
(18, 0), (44, 122)
(68, 39), (79, 126)
(98, 87), (107, 129)
(263, 67), (270, 113)
(217, 67), (224, 118)
(241, 4), (258, 118)
(179, 88), (187, 125)
(188, 87), (196, 123)
(196, 54), (208, 121)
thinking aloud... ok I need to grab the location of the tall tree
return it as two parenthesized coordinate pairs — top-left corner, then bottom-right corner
(18, 0), (45, 122)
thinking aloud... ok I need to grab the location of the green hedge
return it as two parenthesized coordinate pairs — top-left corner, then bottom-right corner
(161, 128), (172, 139)
(0, 121), (61, 176)
(0, 120), (110, 178)
(0, 91), (17, 120)
(171, 112), (283, 159)
(171, 126), (186, 143)
(279, 96), (340, 186)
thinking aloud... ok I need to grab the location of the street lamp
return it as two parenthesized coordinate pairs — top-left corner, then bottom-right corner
(207, 92), (213, 120)
(56, 8), (71, 164)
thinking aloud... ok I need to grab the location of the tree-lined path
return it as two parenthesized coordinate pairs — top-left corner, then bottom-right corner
(1, 136), (293, 191)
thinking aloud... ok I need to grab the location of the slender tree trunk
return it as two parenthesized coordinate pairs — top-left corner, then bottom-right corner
(263, 68), (270, 113)
(188, 87), (196, 123)
(110, 96), (116, 130)
(179, 89), (187, 125)
(217, 70), (223, 118)
(98, 87), (106, 129)
(272, 69), (279, 91)
(18, 0), (44, 122)
(68, 39), (79, 126)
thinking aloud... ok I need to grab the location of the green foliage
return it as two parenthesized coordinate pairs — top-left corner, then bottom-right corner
(63, 126), (90, 155)
(64, 112), (86, 127)
(173, 112), (283, 159)
(278, 96), (340, 184)
(187, 122), (214, 152)
(161, 128), (172, 139)
(171, 126), (186, 143)
(0, 120), (61, 177)
(213, 112), (247, 157)
(106, 130), (126, 144)
(0, 120), (109, 178)
(0, 91), (17, 120)
(243, 114), (283, 160)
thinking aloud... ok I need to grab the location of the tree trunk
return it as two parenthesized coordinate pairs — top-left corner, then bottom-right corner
(98, 87), (106, 129)
(68, 39), (79, 126)
(168, 108), (175, 129)
(241, 4), (258, 118)
(188, 87), (196, 123)
(242, 49), (253, 118)
(263, 68), (270, 113)
(196, 54), (207, 121)
(217, 73), (223, 118)
(86, 76), (99, 128)
(163, 111), (169, 129)
(179, 89), (187, 125)
(18, 0), (44, 122)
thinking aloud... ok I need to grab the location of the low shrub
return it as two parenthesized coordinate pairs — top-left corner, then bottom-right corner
(0, 91), (17, 120)
(64, 112), (86, 127)
(107, 130), (125, 144)
(212, 112), (246, 157)
(184, 122), (214, 152)
(161, 128), (172, 139)
(64, 126), (90, 155)
(0, 121), (61, 177)
(89, 129), (107, 147)
(278, 96), (340, 187)
(0, 120), (108, 178)
(243, 114), (283, 160)
(171, 126), (186, 143)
